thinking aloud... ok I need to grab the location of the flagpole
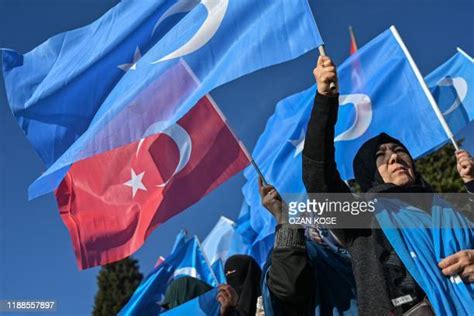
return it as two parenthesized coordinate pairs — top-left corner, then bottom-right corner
(204, 87), (269, 186)
(457, 47), (474, 63)
(349, 26), (358, 48)
(390, 26), (460, 151)
(349, 25), (358, 53)
(251, 159), (268, 186)
(318, 45), (337, 91)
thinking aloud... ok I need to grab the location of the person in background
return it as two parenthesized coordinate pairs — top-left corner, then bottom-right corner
(162, 275), (239, 315)
(224, 255), (262, 316)
(162, 276), (213, 310)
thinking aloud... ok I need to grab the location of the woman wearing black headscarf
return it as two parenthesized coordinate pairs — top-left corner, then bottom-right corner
(260, 55), (474, 315)
(225, 255), (262, 316)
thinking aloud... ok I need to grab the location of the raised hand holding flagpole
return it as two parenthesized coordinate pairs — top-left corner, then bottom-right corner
(318, 45), (337, 91)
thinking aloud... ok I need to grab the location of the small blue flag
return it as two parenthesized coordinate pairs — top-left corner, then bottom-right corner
(120, 235), (216, 315)
(424, 48), (474, 155)
(211, 260), (226, 285)
(202, 216), (248, 266)
(170, 229), (188, 254)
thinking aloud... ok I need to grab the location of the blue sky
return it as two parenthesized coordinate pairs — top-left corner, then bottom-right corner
(1, 0), (473, 315)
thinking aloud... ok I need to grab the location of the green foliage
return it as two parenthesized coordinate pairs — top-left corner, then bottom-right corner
(415, 144), (465, 193)
(92, 257), (143, 316)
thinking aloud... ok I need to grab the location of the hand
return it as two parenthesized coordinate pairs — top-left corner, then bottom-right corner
(216, 284), (238, 315)
(313, 56), (338, 96)
(258, 177), (287, 224)
(438, 249), (474, 283)
(456, 150), (474, 183)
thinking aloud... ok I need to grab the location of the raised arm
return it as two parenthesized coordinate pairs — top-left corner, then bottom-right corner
(258, 179), (315, 309)
(302, 56), (350, 194)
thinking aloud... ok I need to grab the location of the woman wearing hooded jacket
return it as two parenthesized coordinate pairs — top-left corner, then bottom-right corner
(260, 56), (474, 316)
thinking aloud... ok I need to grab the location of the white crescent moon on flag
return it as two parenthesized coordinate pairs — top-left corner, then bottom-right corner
(437, 77), (468, 116)
(152, 0), (229, 63)
(334, 94), (372, 142)
(151, 0), (200, 36)
(136, 123), (192, 187)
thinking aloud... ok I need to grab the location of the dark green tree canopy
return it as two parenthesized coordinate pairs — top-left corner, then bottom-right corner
(93, 257), (143, 316)
(416, 144), (466, 193)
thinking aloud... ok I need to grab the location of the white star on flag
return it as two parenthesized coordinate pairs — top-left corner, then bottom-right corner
(118, 47), (142, 71)
(288, 129), (306, 157)
(124, 169), (147, 198)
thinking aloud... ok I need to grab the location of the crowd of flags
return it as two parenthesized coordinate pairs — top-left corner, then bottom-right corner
(119, 218), (246, 315)
(1, 0), (473, 314)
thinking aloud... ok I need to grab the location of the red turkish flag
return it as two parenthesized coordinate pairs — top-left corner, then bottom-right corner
(55, 95), (250, 270)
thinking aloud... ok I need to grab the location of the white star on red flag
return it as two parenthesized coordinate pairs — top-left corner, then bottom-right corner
(123, 168), (147, 198)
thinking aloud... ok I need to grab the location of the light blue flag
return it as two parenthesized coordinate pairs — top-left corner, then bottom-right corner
(120, 235), (217, 316)
(375, 196), (474, 315)
(162, 287), (220, 316)
(423, 48), (474, 155)
(2, 0), (322, 199)
(229, 202), (275, 267)
(171, 236), (217, 287)
(238, 26), (452, 245)
(238, 85), (314, 244)
(202, 216), (249, 266)
(171, 229), (188, 254)
(211, 260), (226, 284)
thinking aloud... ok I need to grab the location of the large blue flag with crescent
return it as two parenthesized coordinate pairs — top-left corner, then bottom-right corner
(424, 47), (474, 154)
(237, 26), (452, 246)
(376, 196), (474, 315)
(119, 235), (217, 316)
(1, 0), (322, 199)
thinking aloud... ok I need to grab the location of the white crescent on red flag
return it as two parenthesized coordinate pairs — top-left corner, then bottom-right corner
(55, 95), (250, 270)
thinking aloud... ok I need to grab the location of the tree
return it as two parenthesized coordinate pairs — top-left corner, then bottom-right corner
(92, 257), (143, 316)
(415, 144), (466, 193)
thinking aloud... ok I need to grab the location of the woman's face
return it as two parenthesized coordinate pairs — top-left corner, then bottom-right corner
(376, 143), (416, 186)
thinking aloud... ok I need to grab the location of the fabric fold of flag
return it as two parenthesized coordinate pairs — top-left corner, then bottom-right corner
(55, 95), (250, 269)
(376, 196), (474, 315)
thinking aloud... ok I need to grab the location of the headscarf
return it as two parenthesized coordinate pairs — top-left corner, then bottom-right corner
(225, 255), (262, 316)
(352, 132), (432, 193)
(162, 276), (213, 309)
